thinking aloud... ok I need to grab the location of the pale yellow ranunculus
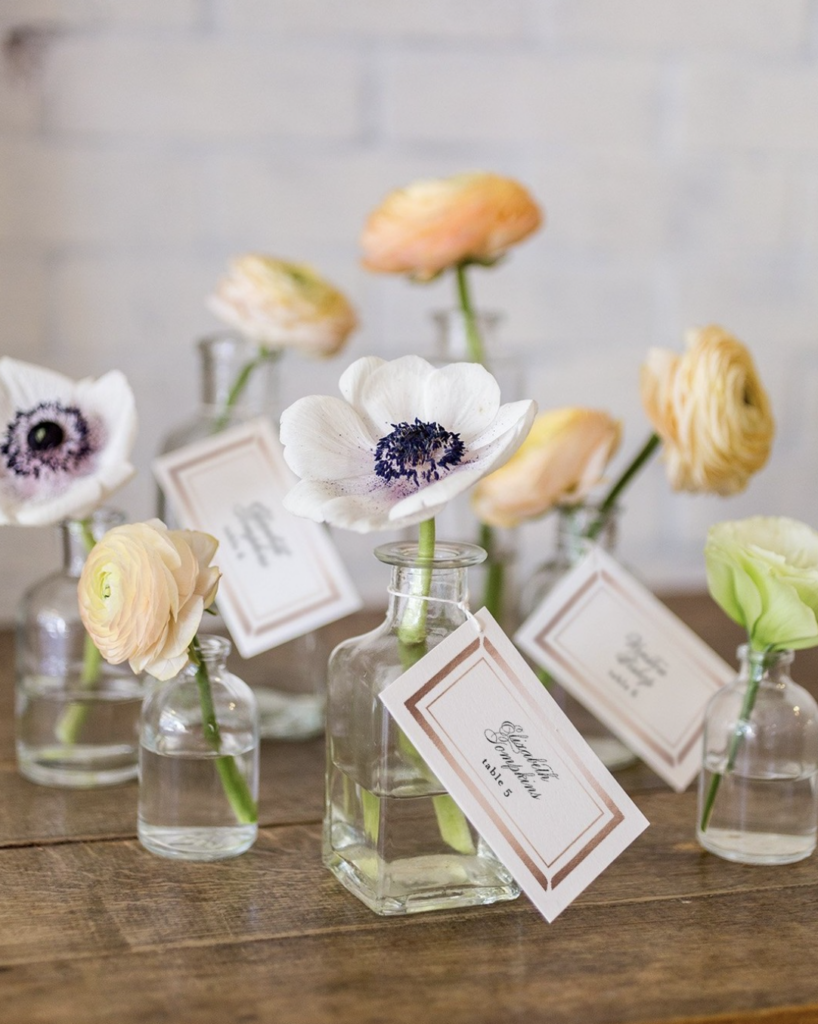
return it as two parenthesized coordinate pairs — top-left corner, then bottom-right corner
(360, 172), (543, 281)
(208, 255), (357, 358)
(640, 325), (774, 496)
(706, 517), (818, 651)
(471, 408), (621, 528)
(78, 519), (220, 681)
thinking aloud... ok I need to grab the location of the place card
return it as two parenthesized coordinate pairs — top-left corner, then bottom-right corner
(153, 417), (362, 658)
(379, 610), (649, 923)
(514, 545), (734, 792)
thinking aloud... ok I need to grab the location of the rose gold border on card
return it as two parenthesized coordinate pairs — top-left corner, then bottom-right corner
(161, 430), (343, 638)
(532, 567), (722, 767)
(403, 639), (626, 894)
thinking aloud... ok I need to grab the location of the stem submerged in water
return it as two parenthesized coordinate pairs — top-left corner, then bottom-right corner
(395, 518), (475, 855)
(700, 652), (766, 833)
(55, 517), (102, 745)
(190, 636), (257, 825)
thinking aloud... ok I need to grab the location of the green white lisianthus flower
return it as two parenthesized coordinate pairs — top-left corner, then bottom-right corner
(701, 515), (818, 834)
(279, 354), (537, 532)
(705, 516), (818, 652)
(0, 357), (137, 526)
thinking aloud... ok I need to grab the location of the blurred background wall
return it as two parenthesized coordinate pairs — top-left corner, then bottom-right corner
(0, 0), (816, 615)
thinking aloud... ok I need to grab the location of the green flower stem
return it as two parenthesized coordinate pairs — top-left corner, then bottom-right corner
(190, 635), (257, 825)
(54, 517), (102, 745)
(455, 263), (486, 365)
(586, 432), (661, 541)
(396, 518), (435, 647)
(479, 523), (505, 622)
(394, 517), (475, 855)
(214, 345), (275, 433)
(699, 651), (766, 833)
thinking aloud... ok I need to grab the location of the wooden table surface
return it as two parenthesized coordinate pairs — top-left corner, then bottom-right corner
(3, 596), (818, 1024)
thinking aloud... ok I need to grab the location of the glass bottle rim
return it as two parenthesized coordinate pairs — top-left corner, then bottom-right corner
(375, 540), (486, 569)
(197, 634), (232, 661)
(197, 331), (283, 359)
(431, 308), (504, 329)
(737, 643), (794, 669)
(63, 507), (126, 532)
(557, 501), (622, 518)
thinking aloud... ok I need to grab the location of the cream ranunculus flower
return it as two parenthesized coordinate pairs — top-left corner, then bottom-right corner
(706, 517), (818, 651)
(360, 172), (543, 281)
(640, 325), (774, 496)
(0, 358), (137, 526)
(78, 519), (221, 681)
(280, 355), (537, 533)
(208, 254), (358, 358)
(471, 408), (621, 528)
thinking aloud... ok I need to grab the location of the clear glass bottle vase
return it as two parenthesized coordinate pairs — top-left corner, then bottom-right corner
(428, 308), (522, 631)
(138, 635), (259, 861)
(324, 541), (520, 916)
(520, 503), (638, 771)
(157, 332), (329, 741)
(15, 508), (145, 787)
(697, 645), (818, 865)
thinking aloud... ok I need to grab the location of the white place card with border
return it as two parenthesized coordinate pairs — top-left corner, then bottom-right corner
(514, 545), (733, 792)
(379, 609), (649, 923)
(153, 417), (362, 658)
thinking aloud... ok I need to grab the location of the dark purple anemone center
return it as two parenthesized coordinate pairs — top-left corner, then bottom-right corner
(1, 401), (96, 479)
(374, 418), (465, 487)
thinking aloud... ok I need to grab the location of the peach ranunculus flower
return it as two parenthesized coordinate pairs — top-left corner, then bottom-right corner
(360, 172), (543, 282)
(208, 254), (358, 358)
(640, 325), (774, 496)
(78, 519), (220, 681)
(472, 408), (621, 529)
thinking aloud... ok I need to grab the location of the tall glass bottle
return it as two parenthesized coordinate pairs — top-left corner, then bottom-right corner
(157, 332), (328, 740)
(16, 508), (145, 787)
(520, 503), (637, 770)
(697, 645), (818, 865)
(429, 309), (522, 631)
(138, 635), (259, 861)
(324, 541), (520, 916)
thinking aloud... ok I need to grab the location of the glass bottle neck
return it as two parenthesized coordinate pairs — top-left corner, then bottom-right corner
(385, 564), (470, 629)
(61, 510), (124, 578)
(186, 636), (232, 681)
(431, 308), (502, 362)
(555, 504), (619, 567)
(738, 645), (794, 686)
(198, 332), (281, 419)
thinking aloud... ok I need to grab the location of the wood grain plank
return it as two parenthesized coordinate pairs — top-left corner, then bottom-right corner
(1, 791), (817, 968)
(1, 883), (817, 1024)
(0, 737), (325, 847)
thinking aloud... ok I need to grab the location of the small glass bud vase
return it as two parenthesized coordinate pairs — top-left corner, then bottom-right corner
(16, 508), (145, 788)
(520, 503), (637, 771)
(138, 636), (259, 861)
(324, 541), (520, 916)
(697, 646), (818, 865)
(157, 332), (328, 741)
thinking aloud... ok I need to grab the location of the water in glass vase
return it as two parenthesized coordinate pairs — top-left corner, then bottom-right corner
(17, 673), (144, 787)
(138, 742), (258, 861)
(697, 758), (818, 865)
(325, 764), (517, 916)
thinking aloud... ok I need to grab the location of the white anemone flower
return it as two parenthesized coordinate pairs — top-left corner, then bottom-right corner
(0, 357), (137, 526)
(280, 355), (537, 532)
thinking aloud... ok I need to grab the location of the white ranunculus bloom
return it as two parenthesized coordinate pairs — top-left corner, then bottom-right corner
(280, 355), (537, 532)
(0, 357), (137, 526)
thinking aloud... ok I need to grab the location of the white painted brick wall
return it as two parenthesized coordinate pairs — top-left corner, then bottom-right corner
(0, 0), (817, 619)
